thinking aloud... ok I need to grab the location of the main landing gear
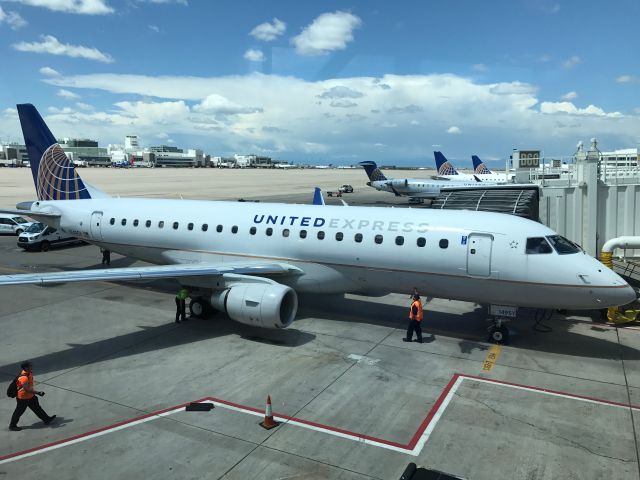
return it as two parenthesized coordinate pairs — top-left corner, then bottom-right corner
(188, 296), (212, 319)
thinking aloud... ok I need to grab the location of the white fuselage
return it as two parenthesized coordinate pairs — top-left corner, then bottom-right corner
(29, 197), (633, 310)
(369, 177), (499, 198)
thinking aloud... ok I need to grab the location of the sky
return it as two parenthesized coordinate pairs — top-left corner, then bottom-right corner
(0, 0), (638, 166)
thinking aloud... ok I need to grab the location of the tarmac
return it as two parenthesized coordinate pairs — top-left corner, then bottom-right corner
(1, 168), (640, 479)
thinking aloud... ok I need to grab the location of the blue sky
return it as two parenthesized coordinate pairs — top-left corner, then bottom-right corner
(0, 0), (638, 166)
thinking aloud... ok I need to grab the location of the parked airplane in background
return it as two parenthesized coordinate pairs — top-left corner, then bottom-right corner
(0, 104), (635, 343)
(472, 155), (515, 182)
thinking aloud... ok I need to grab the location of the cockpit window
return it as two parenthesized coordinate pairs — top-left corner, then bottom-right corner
(525, 237), (553, 254)
(546, 235), (580, 254)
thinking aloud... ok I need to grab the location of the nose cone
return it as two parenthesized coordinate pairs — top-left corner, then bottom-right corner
(609, 284), (638, 307)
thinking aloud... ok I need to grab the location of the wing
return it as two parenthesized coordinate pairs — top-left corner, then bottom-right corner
(0, 262), (302, 286)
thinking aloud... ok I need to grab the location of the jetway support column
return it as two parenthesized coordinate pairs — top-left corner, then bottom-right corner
(576, 139), (600, 256)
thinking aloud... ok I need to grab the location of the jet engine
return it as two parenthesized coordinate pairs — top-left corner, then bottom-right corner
(209, 283), (298, 329)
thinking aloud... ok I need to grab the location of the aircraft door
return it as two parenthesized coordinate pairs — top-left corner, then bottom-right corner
(90, 211), (103, 241)
(466, 233), (493, 277)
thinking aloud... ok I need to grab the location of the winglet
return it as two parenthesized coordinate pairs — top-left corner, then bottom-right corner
(312, 187), (325, 205)
(434, 151), (459, 176)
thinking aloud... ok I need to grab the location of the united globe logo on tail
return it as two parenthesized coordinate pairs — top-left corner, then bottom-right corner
(474, 163), (491, 174)
(37, 144), (90, 200)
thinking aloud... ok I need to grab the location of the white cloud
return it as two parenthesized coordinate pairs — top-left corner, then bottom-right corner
(472, 63), (488, 72)
(250, 18), (286, 41)
(447, 126), (461, 134)
(13, 35), (114, 63)
(540, 101), (621, 117)
(193, 93), (262, 116)
(57, 88), (80, 99)
(317, 86), (363, 99)
(291, 11), (361, 56)
(148, 25), (160, 33)
(617, 75), (640, 84)
(243, 49), (265, 62)
(39, 66), (60, 76)
(0, 6), (27, 29)
(561, 91), (577, 101)
(13, 0), (113, 15)
(75, 102), (93, 110)
(562, 55), (582, 69)
(143, 0), (188, 5)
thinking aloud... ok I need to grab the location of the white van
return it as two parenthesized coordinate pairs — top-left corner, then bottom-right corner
(0, 214), (33, 235)
(17, 222), (81, 251)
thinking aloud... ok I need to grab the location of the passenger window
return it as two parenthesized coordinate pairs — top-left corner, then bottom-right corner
(266, 227), (273, 236)
(300, 230), (307, 239)
(283, 229), (290, 237)
(110, 218), (115, 225)
(216, 225), (223, 232)
(374, 234), (383, 244)
(145, 220), (151, 228)
(335, 232), (344, 241)
(231, 226), (238, 234)
(439, 239), (448, 249)
(417, 237), (426, 247)
(121, 219), (127, 226)
(133, 219), (139, 227)
(158, 221), (164, 229)
(173, 222), (179, 230)
(355, 233), (363, 243)
(526, 237), (553, 254)
(202, 224), (208, 232)
(396, 236), (404, 246)
(317, 231), (325, 240)
(250, 227), (257, 235)
(188, 223), (194, 231)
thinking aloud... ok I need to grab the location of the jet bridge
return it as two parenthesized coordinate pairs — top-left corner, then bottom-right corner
(430, 185), (540, 222)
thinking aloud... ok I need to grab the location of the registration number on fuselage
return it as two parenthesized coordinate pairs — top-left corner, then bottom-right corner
(489, 305), (518, 317)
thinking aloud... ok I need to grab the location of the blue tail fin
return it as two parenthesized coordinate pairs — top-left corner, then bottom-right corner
(359, 161), (387, 181)
(472, 155), (492, 174)
(312, 187), (325, 205)
(434, 151), (458, 175)
(17, 103), (91, 200)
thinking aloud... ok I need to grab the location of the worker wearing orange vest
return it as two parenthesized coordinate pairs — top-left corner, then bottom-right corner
(403, 294), (424, 343)
(9, 361), (56, 431)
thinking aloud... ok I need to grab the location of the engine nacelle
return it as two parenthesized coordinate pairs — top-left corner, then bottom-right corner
(210, 283), (298, 329)
(390, 179), (409, 188)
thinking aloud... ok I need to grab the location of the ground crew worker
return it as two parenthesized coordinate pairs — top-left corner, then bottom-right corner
(403, 294), (423, 343)
(101, 248), (111, 266)
(175, 288), (189, 323)
(9, 361), (56, 431)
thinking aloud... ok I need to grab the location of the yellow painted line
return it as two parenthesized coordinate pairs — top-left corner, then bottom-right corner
(482, 344), (502, 372)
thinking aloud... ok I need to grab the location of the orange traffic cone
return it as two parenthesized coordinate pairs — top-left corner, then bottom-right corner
(259, 395), (278, 430)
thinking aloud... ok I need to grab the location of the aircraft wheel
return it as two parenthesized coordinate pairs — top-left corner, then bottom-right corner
(189, 297), (209, 318)
(40, 241), (50, 252)
(488, 325), (509, 344)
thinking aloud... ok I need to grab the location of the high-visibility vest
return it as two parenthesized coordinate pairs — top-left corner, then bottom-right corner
(176, 289), (189, 300)
(409, 300), (423, 322)
(17, 370), (34, 400)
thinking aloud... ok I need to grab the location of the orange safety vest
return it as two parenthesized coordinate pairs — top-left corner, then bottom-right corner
(17, 370), (34, 400)
(409, 300), (423, 322)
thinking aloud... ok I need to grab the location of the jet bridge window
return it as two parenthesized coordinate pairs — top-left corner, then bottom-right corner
(335, 232), (344, 241)
(317, 231), (325, 240)
(374, 234), (383, 244)
(110, 218), (115, 225)
(202, 224), (208, 232)
(187, 223), (194, 231)
(231, 226), (238, 234)
(173, 222), (179, 230)
(145, 220), (151, 228)
(439, 239), (448, 249)
(216, 225), (223, 232)
(417, 237), (426, 247)
(266, 227), (273, 236)
(525, 237), (553, 254)
(133, 219), (139, 227)
(158, 221), (164, 229)
(546, 235), (580, 254)
(300, 230), (307, 239)
(395, 236), (404, 246)
(121, 219), (127, 226)
(250, 227), (257, 235)
(354, 233), (363, 243)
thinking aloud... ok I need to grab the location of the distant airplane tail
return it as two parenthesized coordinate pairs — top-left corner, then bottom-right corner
(434, 152), (458, 175)
(312, 187), (325, 205)
(359, 161), (387, 181)
(472, 155), (492, 174)
(17, 103), (92, 200)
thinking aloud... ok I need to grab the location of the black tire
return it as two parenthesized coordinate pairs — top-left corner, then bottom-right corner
(40, 241), (50, 252)
(488, 325), (509, 344)
(189, 298), (208, 318)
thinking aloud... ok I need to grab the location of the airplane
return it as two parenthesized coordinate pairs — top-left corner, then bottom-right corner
(0, 104), (635, 344)
(472, 155), (515, 182)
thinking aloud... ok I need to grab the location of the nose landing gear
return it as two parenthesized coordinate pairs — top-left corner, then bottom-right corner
(488, 321), (510, 344)
(487, 305), (517, 344)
